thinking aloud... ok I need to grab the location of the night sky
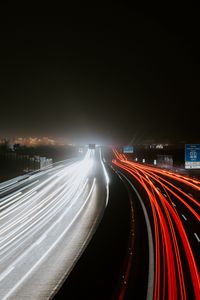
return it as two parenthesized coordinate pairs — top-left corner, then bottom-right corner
(1, 5), (200, 145)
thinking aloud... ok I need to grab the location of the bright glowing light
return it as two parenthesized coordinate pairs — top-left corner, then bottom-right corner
(0, 148), (109, 299)
(112, 148), (200, 300)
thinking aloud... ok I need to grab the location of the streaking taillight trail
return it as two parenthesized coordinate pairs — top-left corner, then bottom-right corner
(112, 148), (200, 300)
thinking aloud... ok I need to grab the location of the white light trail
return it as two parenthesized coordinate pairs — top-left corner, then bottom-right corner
(0, 148), (109, 300)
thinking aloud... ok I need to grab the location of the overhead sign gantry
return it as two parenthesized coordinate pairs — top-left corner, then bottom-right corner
(185, 144), (200, 169)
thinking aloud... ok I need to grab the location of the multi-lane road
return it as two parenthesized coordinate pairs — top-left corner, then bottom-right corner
(0, 148), (109, 300)
(112, 148), (200, 300)
(0, 146), (199, 300)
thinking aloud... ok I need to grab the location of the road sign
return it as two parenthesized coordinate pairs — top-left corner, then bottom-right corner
(185, 144), (200, 169)
(123, 146), (134, 153)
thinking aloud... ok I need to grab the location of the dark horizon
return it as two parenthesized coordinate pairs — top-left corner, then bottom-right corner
(1, 5), (200, 144)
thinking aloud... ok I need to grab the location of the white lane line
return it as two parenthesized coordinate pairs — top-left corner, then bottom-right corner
(118, 174), (123, 180)
(188, 193), (193, 197)
(182, 214), (187, 221)
(172, 202), (176, 207)
(163, 193), (167, 198)
(100, 148), (109, 207)
(194, 233), (200, 242)
(119, 172), (154, 300)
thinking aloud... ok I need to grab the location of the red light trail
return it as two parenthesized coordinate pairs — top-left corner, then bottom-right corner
(112, 149), (200, 300)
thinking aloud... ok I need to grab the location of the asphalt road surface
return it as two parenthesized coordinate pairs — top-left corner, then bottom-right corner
(112, 148), (200, 300)
(1, 147), (199, 300)
(53, 149), (150, 300)
(0, 148), (109, 300)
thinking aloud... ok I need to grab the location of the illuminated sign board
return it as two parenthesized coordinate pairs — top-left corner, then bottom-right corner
(123, 146), (134, 153)
(185, 144), (200, 169)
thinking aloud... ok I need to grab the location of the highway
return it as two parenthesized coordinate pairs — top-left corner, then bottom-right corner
(0, 148), (109, 300)
(112, 148), (200, 300)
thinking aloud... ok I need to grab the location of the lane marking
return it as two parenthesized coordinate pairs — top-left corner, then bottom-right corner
(194, 233), (200, 242)
(117, 171), (154, 300)
(182, 214), (187, 221)
(100, 148), (109, 207)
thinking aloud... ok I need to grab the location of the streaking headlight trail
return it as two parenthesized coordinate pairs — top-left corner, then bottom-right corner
(0, 148), (109, 300)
